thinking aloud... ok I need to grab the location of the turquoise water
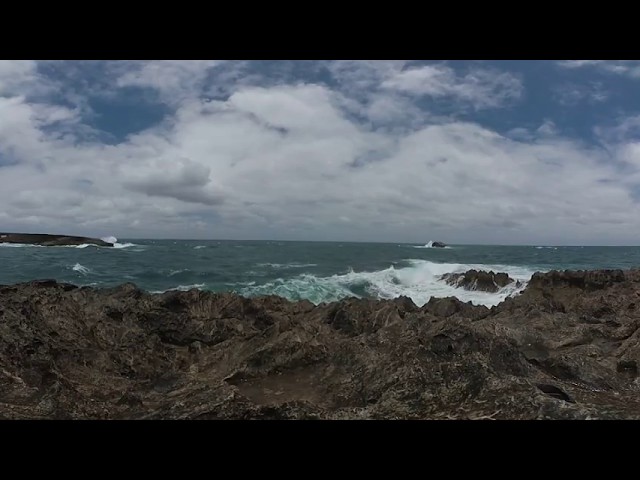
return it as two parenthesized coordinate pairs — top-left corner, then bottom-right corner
(2, 240), (640, 306)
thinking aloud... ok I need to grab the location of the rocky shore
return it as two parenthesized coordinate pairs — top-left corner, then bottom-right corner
(0, 233), (113, 247)
(1, 269), (640, 419)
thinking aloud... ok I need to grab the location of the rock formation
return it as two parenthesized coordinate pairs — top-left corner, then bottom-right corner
(441, 269), (520, 293)
(1, 269), (640, 419)
(0, 233), (113, 247)
(431, 241), (447, 248)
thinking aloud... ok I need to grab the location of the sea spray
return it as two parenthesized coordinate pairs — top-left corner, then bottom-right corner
(240, 260), (535, 307)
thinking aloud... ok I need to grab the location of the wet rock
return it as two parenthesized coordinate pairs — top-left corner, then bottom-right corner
(441, 269), (517, 293)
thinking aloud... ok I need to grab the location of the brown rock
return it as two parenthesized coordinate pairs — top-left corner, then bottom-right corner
(2, 269), (640, 419)
(441, 269), (517, 293)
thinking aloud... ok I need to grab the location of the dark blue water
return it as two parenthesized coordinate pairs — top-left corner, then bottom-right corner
(2, 239), (640, 306)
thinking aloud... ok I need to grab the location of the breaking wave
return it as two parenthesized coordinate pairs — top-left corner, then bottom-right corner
(113, 243), (138, 249)
(0, 243), (41, 248)
(239, 260), (535, 307)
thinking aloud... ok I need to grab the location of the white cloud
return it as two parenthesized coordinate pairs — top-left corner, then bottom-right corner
(2, 60), (640, 245)
(381, 64), (523, 109)
(536, 119), (558, 136)
(116, 60), (223, 104)
(557, 60), (640, 78)
(553, 81), (609, 106)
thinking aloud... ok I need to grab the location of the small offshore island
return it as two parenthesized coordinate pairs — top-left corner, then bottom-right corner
(0, 233), (114, 247)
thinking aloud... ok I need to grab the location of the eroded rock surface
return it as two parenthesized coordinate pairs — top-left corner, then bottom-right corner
(441, 269), (520, 293)
(1, 269), (640, 419)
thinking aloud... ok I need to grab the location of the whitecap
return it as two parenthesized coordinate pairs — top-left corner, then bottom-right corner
(168, 269), (190, 277)
(101, 236), (118, 244)
(240, 260), (537, 307)
(112, 242), (138, 249)
(257, 262), (318, 269)
(71, 263), (92, 275)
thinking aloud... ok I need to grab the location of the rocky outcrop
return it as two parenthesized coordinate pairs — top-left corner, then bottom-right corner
(0, 233), (113, 247)
(441, 269), (520, 293)
(431, 241), (447, 248)
(1, 269), (640, 419)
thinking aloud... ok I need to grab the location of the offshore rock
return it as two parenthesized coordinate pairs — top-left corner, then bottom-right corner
(0, 233), (113, 247)
(441, 269), (519, 293)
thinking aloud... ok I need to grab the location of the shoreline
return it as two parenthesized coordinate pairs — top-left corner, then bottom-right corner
(1, 268), (639, 419)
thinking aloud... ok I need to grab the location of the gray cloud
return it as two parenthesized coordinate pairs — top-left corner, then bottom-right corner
(123, 158), (223, 206)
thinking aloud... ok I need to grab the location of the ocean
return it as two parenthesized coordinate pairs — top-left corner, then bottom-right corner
(2, 239), (640, 307)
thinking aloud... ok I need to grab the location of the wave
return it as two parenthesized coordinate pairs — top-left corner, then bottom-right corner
(151, 283), (206, 294)
(112, 242), (138, 249)
(535, 246), (558, 250)
(100, 236), (118, 244)
(239, 260), (535, 307)
(0, 243), (42, 248)
(194, 245), (206, 249)
(168, 269), (190, 277)
(71, 263), (92, 275)
(257, 262), (318, 269)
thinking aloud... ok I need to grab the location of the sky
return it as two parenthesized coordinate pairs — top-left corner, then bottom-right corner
(1, 60), (640, 245)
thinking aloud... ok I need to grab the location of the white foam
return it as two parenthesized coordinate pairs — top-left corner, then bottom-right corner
(535, 246), (558, 250)
(168, 269), (190, 277)
(240, 260), (536, 307)
(151, 283), (205, 293)
(412, 240), (452, 249)
(101, 236), (118, 244)
(194, 245), (206, 249)
(71, 263), (92, 275)
(112, 242), (137, 249)
(0, 243), (42, 248)
(258, 262), (318, 269)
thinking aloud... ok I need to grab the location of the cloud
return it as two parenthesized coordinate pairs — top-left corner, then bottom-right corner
(557, 60), (640, 78)
(536, 119), (558, 136)
(115, 60), (223, 104)
(0, 60), (47, 98)
(380, 64), (523, 109)
(553, 81), (609, 106)
(123, 157), (223, 206)
(2, 60), (640, 244)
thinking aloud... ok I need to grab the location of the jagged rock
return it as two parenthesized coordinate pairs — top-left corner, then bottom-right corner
(2, 270), (640, 419)
(0, 233), (113, 247)
(441, 269), (518, 293)
(431, 241), (447, 248)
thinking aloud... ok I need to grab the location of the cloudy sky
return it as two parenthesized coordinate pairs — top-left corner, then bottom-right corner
(1, 60), (640, 245)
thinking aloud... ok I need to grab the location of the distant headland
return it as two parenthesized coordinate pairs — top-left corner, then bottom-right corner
(0, 233), (114, 247)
